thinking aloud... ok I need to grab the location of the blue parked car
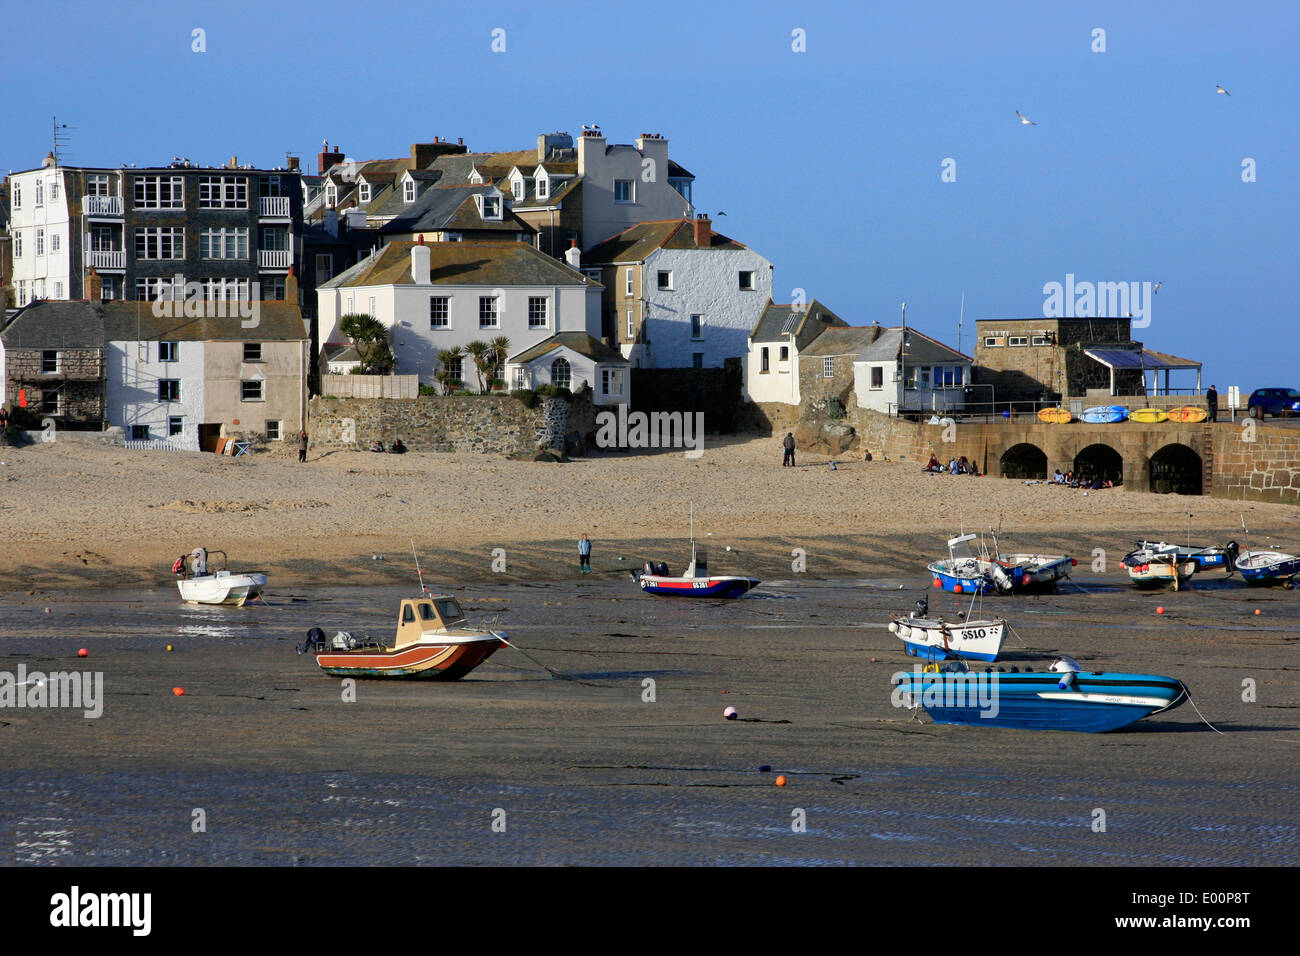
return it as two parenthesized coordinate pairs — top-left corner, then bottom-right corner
(1246, 388), (1300, 419)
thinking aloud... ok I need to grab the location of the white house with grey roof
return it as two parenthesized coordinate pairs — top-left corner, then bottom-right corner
(505, 331), (631, 406)
(744, 299), (850, 405)
(851, 327), (971, 414)
(316, 240), (604, 388)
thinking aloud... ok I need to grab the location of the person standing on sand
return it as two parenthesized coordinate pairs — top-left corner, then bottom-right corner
(782, 432), (795, 467)
(1206, 385), (1218, 422)
(298, 431), (308, 462)
(578, 533), (592, 574)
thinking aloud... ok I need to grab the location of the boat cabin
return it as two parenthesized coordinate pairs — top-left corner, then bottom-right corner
(683, 546), (709, 579)
(394, 595), (468, 648)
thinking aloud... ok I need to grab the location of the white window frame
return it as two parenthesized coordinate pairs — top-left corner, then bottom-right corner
(243, 342), (263, 362)
(1008, 336), (1029, 347)
(479, 295), (500, 328)
(984, 336), (1002, 347)
(199, 175), (248, 209)
(1031, 335), (1050, 346)
(536, 175), (548, 200)
(429, 296), (450, 329)
(626, 310), (634, 340)
(87, 174), (110, 197)
(200, 227), (249, 260)
(35, 229), (45, 256)
(512, 178), (524, 201)
(527, 296), (548, 329)
(159, 379), (181, 402)
(601, 367), (624, 396)
(135, 226), (185, 260)
(823, 357), (834, 379)
(35, 180), (44, 206)
(168, 415), (185, 437)
(358, 182), (371, 203)
(159, 341), (178, 363)
(625, 268), (634, 297)
(51, 233), (61, 253)
(134, 175), (184, 209)
(403, 179), (415, 203)
(481, 195), (501, 220)
(41, 350), (60, 374)
(240, 379), (264, 402)
(265, 420), (282, 441)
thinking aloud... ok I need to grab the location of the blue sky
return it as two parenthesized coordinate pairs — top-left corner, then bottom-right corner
(7, 0), (1297, 393)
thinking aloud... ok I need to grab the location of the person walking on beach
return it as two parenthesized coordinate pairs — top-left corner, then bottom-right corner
(578, 533), (593, 574)
(298, 431), (308, 462)
(782, 432), (795, 467)
(1206, 385), (1218, 422)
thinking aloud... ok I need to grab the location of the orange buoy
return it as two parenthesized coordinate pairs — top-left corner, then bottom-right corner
(775, 776), (787, 787)
(173, 687), (185, 696)
(933, 578), (942, 588)
(77, 648), (88, 658)
(1156, 607), (1165, 615)
(1254, 609), (1262, 615)
(953, 584), (963, 593)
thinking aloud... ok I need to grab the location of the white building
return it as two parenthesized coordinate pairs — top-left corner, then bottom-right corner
(574, 131), (694, 249)
(744, 300), (850, 405)
(316, 239), (606, 388)
(851, 327), (971, 414)
(584, 217), (773, 368)
(505, 332), (632, 406)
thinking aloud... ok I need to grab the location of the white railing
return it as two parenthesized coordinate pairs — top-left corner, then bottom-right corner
(85, 195), (123, 216)
(123, 438), (198, 452)
(85, 249), (125, 270)
(259, 196), (290, 218)
(258, 249), (291, 268)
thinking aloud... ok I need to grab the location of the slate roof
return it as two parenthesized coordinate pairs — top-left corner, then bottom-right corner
(584, 220), (746, 264)
(1, 299), (309, 348)
(801, 326), (887, 357)
(508, 332), (630, 366)
(379, 184), (534, 236)
(319, 241), (600, 289)
(749, 299), (850, 346)
(854, 327), (971, 364)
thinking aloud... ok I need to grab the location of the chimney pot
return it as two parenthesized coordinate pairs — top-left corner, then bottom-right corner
(693, 215), (711, 248)
(457, 138), (464, 146)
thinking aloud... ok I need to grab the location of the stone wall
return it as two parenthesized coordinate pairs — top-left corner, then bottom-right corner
(308, 391), (589, 455)
(1211, 421), (1300, 503)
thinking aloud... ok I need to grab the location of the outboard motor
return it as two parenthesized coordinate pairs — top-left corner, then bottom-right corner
(1224, 541), (1240, 572)
(914, 599), (929, 619)
(1050, 655), (1082, 690)
(654, 561), (669, 577)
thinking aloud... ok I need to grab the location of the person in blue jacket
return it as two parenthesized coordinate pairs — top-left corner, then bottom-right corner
(578, 533), (592, 573)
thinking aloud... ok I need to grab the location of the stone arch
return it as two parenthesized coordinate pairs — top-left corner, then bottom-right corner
(1074, 443), (1123, 485)
(1149, 443), (1203, 495)
(1000, 442), (1047, 479)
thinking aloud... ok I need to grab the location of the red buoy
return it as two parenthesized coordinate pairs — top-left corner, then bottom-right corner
(933, 578), (942, 588)
(953, 584), (963, 593)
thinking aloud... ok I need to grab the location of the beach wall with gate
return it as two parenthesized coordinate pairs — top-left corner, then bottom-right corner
(307, 391), (593, 455)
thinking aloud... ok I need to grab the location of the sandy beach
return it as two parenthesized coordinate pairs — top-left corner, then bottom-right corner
(1, 435), (1297, 590)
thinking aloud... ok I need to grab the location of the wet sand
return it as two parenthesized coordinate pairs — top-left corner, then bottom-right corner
(1, 550), (1297, 866)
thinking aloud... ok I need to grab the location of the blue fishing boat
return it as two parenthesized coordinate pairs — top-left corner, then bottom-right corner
(632, 548), (759, 598)
(927, 533), (1014, 595)
(1233, 550), (1300, 587)
(892, 657), (1188, 733)
(1137, 539), (1237, 573)
(888, 600), (1007, 662)
(1080, 405), (1129, 424)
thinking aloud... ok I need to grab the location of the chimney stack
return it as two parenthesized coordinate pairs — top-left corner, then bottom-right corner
(410, 238), (432, 285)
(286, 155), (300, 172)
(564, 238), (581, 270)
(228, 156), (238, 169)
(85, 269), (103, 302)
(317, 142), (345, 175)
(693, 214), (711, 248)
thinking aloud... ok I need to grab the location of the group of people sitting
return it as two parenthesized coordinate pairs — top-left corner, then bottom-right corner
(924, 453), (979, 476)
(369, 438), (407, 454)
(1053, 469), (1115, 490)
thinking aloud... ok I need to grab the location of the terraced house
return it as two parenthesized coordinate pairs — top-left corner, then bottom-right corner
(6, 152), (304, 307)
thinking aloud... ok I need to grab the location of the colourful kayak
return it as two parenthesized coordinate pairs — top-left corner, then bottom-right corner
(1081, 405), (1129, 424)
(1167, 406), (1208, 423)
(1037, 407), (1073, 424)
(1129, 408), (1169, 423)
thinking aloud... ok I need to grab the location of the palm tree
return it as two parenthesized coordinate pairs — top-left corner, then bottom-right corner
(489, 335), (511, 390)
(435, 346), (464, 395)
(464, 340), (493, 394)
(339, 313), (395, 374)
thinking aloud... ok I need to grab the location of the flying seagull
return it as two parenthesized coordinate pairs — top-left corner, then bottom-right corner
(1016, 110), (1037, 126)
(1216, 85), (1230, 96)
(1153, 282), (1162, 294)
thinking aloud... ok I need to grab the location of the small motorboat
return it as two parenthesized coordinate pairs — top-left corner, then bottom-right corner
(298, 594), (505, 679)
(1120, 546), (1198, 590)
(888, 600), (1006, 662)
(174, 548), (267, 606)
(1137, 539), (1237, 574)
(892, 656), (1188, 733)
(927, 533), (1014, 595)
(1232, 550), (1300, 588)
(632, 547), (759, 598)
(1081, 405), (1129, 424)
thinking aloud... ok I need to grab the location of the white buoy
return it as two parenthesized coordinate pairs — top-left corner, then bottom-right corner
(724, 706), (738, 720)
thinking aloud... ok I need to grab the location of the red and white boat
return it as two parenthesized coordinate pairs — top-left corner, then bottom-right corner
(299, 594), (504, 680)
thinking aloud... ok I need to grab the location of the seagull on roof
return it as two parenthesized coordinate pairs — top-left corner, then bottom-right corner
(1016, 110), (1037, 126)
(1216, 85), (1230, 96)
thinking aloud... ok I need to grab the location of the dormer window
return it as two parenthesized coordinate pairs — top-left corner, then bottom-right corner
(469, 169), (483, 184)
(536, 175), (549, 200)
(512, 178), (524, 201)
(403, 179), (415, 202)
(325, 183), (337, 206)
(358, 182), (371, 203)
(481, 195), (501, 220)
